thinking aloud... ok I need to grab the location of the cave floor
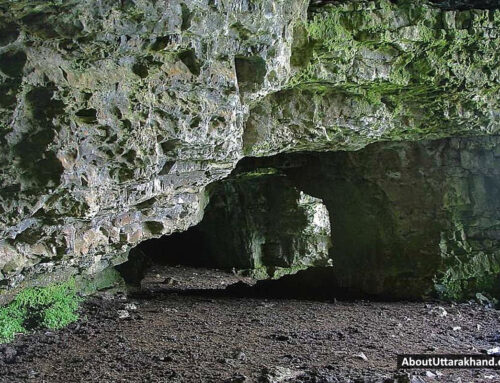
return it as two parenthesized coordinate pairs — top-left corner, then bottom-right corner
(1, 266), (500, 383)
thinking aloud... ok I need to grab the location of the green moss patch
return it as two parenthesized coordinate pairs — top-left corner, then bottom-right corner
(0, 280), (81, 343)
(436, 248), (500, 300)
(288, 0), (500, 129)
(293, 0), (499, 87)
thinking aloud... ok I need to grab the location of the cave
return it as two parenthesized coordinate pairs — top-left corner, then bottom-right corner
(1, 0), (500, 381)
(125, 163), (333, 286)
(120, 135), (500, 302)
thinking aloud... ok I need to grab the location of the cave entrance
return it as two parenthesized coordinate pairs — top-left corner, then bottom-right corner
(120, 166), (333, 289)
(222, 147), (449, 300)
(120, 136), (497, 301)
(138, 226), (210, 268)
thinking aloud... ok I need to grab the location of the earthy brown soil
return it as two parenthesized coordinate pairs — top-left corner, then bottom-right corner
(1, 266), (499, 383)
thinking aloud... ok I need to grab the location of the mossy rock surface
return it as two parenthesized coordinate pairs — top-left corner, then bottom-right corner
(0, 0), (499, 300)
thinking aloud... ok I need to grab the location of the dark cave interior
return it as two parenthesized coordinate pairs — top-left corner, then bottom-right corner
(137, 226), (211, 268)
(122, 137), (500, 301)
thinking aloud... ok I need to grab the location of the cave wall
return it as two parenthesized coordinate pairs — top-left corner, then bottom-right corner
(245, 0), (500, 156)
(0, 0), (308, 301)
(252, 136), (500, 299)
(0, 0), (499, 300)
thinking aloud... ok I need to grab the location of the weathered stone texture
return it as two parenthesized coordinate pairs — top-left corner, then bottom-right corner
(0, 0), (308, 298)
(245, 0), (500, 156)
(0, 0), (499, 300)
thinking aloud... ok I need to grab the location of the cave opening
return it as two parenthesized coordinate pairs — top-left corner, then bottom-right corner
(138, 226), (211, 269)
(120, 137), (500, 302)
(122, 159), (334, 292)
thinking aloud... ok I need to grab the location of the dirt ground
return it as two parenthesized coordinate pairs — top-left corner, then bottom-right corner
(0, 266), (499, 383)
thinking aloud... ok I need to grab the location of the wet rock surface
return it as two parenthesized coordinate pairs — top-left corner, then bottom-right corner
(1, 266), (500, 382)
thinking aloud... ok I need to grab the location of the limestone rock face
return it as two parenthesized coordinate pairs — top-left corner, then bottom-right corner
(0, 0), (499, 300)
(245, 0), (500, 156)
(0, 0), (308, 298)
(197, 170), (332, 277)
(245, 135), (500, 299)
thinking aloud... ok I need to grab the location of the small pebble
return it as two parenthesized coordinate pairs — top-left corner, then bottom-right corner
(117, 310), (130, 319)
(125, 303), (138, 311)
(426, 371), (436, 378)
(355, 352), (368, 361)
(487, 347), (500, 355)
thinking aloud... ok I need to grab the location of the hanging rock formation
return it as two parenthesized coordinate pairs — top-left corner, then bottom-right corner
(0, 0), (499, 301)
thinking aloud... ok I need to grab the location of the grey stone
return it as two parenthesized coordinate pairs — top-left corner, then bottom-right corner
(0, 0), (499, 301)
